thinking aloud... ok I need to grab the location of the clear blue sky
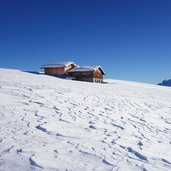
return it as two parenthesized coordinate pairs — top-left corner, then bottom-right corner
(0, 0), (171, 84)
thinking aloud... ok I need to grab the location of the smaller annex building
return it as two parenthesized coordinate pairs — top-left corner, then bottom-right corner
(42, 61), (105, 83)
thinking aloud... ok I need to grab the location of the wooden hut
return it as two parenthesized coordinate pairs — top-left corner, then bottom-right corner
(68, 66), (105, 83)
(42, 61), (76, 77)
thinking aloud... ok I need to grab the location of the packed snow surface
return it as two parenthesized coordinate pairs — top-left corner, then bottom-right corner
(0, 68), (171, 171)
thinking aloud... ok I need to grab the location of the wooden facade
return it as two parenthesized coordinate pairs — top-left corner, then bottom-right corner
(42, 62), (76, 77)
(68, 66), (105, 83)
(44, 67), (64, 75)
(42, 62), (105, 83)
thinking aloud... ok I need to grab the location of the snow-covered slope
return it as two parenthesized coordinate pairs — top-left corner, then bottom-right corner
(0, 68), (171, 171)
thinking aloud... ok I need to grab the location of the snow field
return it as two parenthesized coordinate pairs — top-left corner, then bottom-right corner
(0, 68), (171, 171)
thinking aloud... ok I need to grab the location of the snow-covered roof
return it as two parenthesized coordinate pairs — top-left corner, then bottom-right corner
(69, 66), (105, 74)
(42, 61), (76, 68)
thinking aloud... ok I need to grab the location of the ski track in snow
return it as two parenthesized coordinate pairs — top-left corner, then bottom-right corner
(0, 68), (171, 171)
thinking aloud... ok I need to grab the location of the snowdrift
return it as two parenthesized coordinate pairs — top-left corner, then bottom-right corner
(0, 68), (171, 171)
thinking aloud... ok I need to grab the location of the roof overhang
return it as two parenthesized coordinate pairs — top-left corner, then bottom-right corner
(69, 66), (106, 75)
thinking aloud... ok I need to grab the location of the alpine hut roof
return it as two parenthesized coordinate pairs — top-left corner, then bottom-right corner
(69, 66), (105, 74)
(42, 61), (76, 68)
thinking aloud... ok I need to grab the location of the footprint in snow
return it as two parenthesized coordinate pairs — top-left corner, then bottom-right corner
(138, 141), (143, 147)
(102, 159), (114, 166)
(16, 149), (23, 154)
(127, 147), (148, 161)
(36, 125), (47, 132)
(161, 158), (171, 165)
(29, 156), (43, 169)
(89, 121), (95, 124)
(89, 125), (96, 129)
(111, 123), (124, 130)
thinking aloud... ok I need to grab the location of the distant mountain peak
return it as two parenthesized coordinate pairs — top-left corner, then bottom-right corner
(158, 79), (171, 87)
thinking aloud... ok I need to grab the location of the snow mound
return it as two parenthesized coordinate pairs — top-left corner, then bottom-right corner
(0, 68), (171, 171)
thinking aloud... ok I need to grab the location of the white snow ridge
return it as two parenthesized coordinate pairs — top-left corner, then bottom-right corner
(0, 68), (171, 171)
